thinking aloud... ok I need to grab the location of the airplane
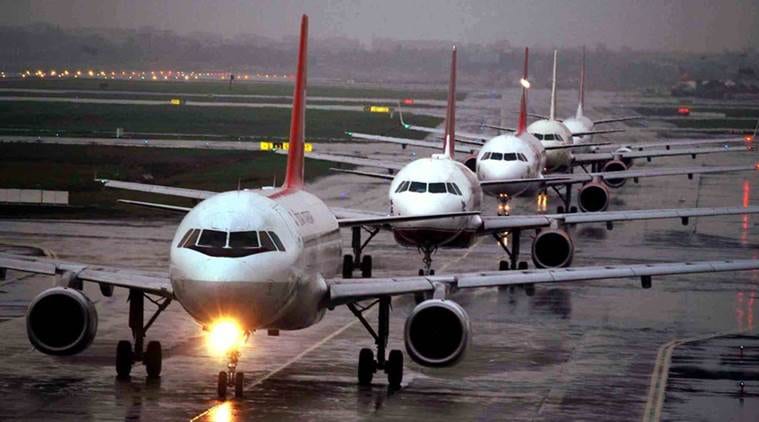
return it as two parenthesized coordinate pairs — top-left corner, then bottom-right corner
(3, 16), (759, 402)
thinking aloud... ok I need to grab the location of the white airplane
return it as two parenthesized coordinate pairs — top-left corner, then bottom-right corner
(3, 16), (759, 401)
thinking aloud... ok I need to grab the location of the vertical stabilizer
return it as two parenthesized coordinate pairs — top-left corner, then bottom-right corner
(516, 47), (529, 135)
(443, 46), (457, 158)
(576, 46), (585, 118)
(549, 50), (558, 121)
(282, 15), (308, 190)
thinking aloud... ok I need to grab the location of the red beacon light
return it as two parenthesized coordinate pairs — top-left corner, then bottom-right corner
(677, 107), (690, 116)
(402, 98), (414, 105)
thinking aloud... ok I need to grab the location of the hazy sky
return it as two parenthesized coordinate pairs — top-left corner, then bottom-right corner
(3, 0), (758, 52)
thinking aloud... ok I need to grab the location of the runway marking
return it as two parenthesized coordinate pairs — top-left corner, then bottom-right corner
(191, 236), (485, 421)
(641, 328), (753, 422)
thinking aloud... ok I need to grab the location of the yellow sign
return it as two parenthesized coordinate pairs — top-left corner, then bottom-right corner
(169, 98), (183, 106)
(260, 141), (313, 152)
(366, 105), (391, 113)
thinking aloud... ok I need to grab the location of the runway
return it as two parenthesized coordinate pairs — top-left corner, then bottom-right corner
(0, 89), (758, 421)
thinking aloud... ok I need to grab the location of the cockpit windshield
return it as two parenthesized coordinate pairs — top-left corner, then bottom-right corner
(179, 228), (286, 258)
(394, 180), (464, 195)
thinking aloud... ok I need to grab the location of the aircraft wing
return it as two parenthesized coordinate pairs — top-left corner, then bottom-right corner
(481, 164), (758, 190)
(97, 179), (216, 200)
(572, 128), (625, 137)
(0, 253), (172, 297)
(479, 206), (759, 232)
(330, 168), (395, 180)
(337, 211), (479, 228)
(615, 136), (752, 151)
(327, 259), (759, 306)
(544, 142), (612, 151)
(572, 145), (753, 165)
(397, 107), (489, 143)
(593, 116), (644, 125)
(346, 132), (478, 153)
(480, 123), (516, 132)
(278, 150), (405, 172)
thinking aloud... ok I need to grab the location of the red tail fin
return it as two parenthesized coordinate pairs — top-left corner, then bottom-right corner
(443, 46), (457, 158)
(283, 15), (308, 190)
(516, 47), (529, 135)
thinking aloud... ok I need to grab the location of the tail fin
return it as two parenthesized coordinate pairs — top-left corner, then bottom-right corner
(282, 15), (308, 190)
(443, 46), (457, 158)
(576, 46), (585, 118)
(549, 50), (558, 121)
(516, 47), (529, 135)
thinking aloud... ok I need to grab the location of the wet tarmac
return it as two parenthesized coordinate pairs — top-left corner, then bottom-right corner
(1, 90), (758, 421)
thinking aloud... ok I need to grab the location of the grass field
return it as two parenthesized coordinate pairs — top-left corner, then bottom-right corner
(0, 144), (336, 216)
(0, 102), (442, 140)
(0, 78), (459, 101)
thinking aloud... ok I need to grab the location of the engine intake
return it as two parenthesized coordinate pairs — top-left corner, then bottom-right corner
(601, 159), (628, 188)
(26, 287), (98, 356)
(532, 228), (574, 268)
(578, 181), (610, 212)
(404, 299), (470, 367)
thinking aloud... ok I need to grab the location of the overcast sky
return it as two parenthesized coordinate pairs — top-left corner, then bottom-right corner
(3, 0), (758, 52)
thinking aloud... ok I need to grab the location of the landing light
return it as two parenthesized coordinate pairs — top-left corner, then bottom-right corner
(209, 401), (232, 422)
(206, 318), (246, 356)
(520, 78), (531, 89)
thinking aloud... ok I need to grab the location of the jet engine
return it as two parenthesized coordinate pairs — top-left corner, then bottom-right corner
(404, 299), (470, 367)
(531, 228), (575, 268)
(601, 159), (628, 188)
(462, 155), (477, 172)
(578, 180), (610, 212)
(26, 287), (98, 355)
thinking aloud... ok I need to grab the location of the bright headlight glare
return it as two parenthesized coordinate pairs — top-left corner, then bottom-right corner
(206, 318), (246, 356)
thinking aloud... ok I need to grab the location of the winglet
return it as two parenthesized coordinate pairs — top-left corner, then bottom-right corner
(282, 15), (308, 190)
(516, 47), (529, 135)
(577, 46), (585, 118)
(443, 46), (457, 158)
(549, 50), (558, 121)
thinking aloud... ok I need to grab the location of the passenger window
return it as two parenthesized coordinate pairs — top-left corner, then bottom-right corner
(197, 230), (227, 248)
(409, 182), (427, 193)
(269, 232), (286, 251)
(395, 181), (410, 193)
(229, 231), (259, 249)
(259, 231), (277, 252)
(503, 153), (517, 161)
(491, 152), (503, 160)
(428, 183), (446, 194)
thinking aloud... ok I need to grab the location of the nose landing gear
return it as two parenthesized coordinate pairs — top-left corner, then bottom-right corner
(417, 245), (437, 276)
(497, 193), (511, 216)
(218, 349), (245, 399)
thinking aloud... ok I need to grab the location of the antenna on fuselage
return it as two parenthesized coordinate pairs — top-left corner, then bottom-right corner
(516, 47), (529, 136)
(549, 50), (558, 121)
(282, 15), (308, 190)
(442, 45), (457, 159)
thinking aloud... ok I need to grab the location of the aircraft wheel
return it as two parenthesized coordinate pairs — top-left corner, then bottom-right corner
(144, 340), (162, 378)
(557, 206), (565, 214)
(499, 260), (510, 271)
(342, 254), (354, 278)
(429, 269), (435, 276)
(518, 261), (529, 270)
(570, 206), (578, 214)
(116, 340), (133, 379)
(361, 255), (373, 278)
(234, 372), (245, 398)
(217, 371), (228, 398)
(358, 348), (375, 385)
(525, 284), (536, 297)
(418, 269), (424, 276)
(387, 349), (403, 390)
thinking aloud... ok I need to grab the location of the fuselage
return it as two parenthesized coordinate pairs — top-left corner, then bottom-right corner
(169, 189), (341, 333)
(563, 113), (594, 153)
(527, 119), (574, 172)
(389, 155), (482, 248)
(476, 132), (545, 197)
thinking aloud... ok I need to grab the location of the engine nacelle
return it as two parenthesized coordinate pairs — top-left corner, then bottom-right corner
(404, 299), (470, 367)
(578, 181), (610, 212)
(532, 228), (575, 268)
(462, 155), (477, 172)
(601, 159), (628, 188)
(26, 287), (98, 356)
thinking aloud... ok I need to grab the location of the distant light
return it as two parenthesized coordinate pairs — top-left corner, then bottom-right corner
(520, 78), (531, 89)
(677, 107), (690, 116)
(402, 98), (414, 105)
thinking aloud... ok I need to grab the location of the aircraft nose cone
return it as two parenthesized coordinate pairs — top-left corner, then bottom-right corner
(478, 161), (529, 181)
(394, 192), (462, 217)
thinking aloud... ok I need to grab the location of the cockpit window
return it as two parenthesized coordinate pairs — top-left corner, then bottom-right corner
(408, 182), (427, 193)
(197, 230), (227, 248)
(518, 153), (528, 162)
(490, 152), (503, 160)
(534, 133), (544, 140)
(228, 231), (259, 249)
(482, 152), (491, 160)
(503, 153), (517, 161)
(543, 134), (554, 141)
(269, 232), (286, 251)
(259, 231), (277, 252)
(428, 183), (447, 194)
(395, 181), (410, 193)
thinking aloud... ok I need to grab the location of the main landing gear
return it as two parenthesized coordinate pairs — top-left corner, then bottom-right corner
(116, 288), (172, 380)
(550, 183), (576, 214)
(343, 226), (378, 278)
(217, 345), (248, 399)
(493, 230), (535, 296)
(348, 297), (403, 390)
